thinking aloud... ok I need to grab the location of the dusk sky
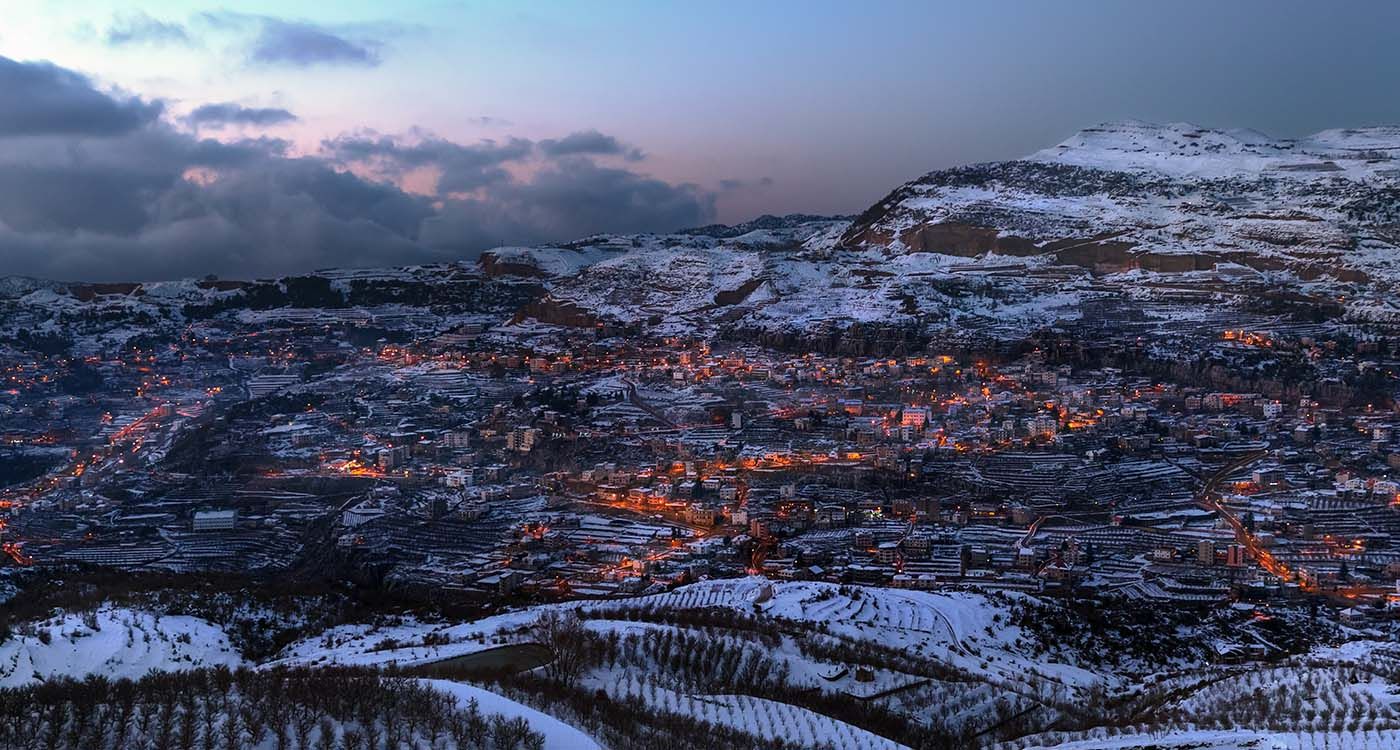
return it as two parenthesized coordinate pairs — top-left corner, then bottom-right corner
(3, 0), (1400, 280)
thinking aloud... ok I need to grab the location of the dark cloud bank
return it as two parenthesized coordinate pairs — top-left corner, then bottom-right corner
(0, 57), (163, 137)
(0, 56), (716, 282)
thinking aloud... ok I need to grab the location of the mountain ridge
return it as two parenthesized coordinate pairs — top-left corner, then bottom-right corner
(839, 121), (1400, 283)
(4, 121), (1399, 353)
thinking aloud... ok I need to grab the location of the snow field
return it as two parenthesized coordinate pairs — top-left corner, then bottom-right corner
(0, 606), (243, 687)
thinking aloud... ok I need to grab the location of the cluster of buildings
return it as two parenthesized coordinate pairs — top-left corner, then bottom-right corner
(3, 294), (1400, 627)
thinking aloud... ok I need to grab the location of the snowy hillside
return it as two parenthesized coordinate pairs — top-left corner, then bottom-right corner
(0, 606), (242, 687)
(1030, 120), (1400, 180)
(6, 123), (1400, 353)
(422, 679), (604, 750)
(580, 577), (1098, 687)
(508, 216), (1096, 342)
(1006, 729), (1400, 750)
(837, 121), (1400, 322)
(4, 582), (1399, 749)
(270, 577), (1091, 689)
(486, 123), (1400, 340)
(267, 611), (542, 669)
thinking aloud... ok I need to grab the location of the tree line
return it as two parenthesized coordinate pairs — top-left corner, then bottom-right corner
(0, 665), (546, 750)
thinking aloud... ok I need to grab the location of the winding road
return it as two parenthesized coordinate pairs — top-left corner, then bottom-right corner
(1194, 450), (1297, 584)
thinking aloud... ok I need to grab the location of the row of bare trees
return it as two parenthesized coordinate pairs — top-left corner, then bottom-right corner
(514, 609), (964, 749)
(0, 665), (545, 750)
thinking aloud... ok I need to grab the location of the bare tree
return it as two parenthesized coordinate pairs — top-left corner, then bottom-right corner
(219, 711), (243, 750)
(239, 702), (264, 747)
(177, 698), (198, 750)
(292, 708), (316, 750)
(362, 718), (382, 750)
(40, 702), (65, 750)
(199, 699), (218, 750)
(314, 718), (337, 750)
(490, 716), (532, 750)
(153, 701), (176, 750)
(339, 727), (364, 750)
(531, 610), (596, 685)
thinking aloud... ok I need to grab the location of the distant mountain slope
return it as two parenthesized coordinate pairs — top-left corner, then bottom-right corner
(501, 123), (1400, 342)
(841, 121), (1400, 284)
(5, 124), (1399, 354)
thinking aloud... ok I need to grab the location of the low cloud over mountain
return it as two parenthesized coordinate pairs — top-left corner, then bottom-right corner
(0, 55), (715, 281)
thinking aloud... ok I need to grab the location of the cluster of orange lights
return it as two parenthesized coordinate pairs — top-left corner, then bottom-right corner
(328, 458), (386, 478)
(1222, 330), (1273, 348)
(1, 542), (32, 566)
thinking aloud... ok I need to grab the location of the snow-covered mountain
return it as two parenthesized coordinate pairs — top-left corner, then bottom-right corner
(502, 122), (1400, 340)
(843, 120), (1400, 282)
(5, 122), (1398, 353)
